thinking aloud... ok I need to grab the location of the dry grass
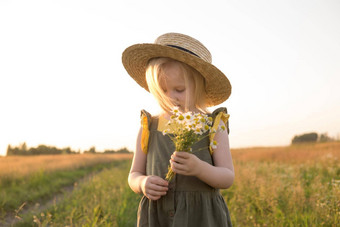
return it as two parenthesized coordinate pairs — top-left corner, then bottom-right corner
(1, 143), (339, 226)
(0, 153), (133, 180)
(227, 142), (340, 226)
(231, 141), (340, 165)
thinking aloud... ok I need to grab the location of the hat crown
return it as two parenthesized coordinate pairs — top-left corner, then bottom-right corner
(154, 33), (212, 63)
(122, 32), (231, 106)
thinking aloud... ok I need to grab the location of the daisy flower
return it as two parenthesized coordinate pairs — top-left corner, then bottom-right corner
(163, 108), (218, 182)
(210, 140), (218, 149)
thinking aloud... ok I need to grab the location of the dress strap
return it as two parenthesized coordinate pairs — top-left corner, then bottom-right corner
(209, 107), (230, 154)
(140, 110), (152, 154)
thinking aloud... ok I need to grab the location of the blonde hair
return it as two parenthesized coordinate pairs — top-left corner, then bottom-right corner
(145, 57), (207, 113)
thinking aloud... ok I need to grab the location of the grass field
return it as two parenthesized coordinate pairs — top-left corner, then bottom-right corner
(227, 142), (340, 226)
(1, 143), (339, 226)
(0, 153), (133, 179)
(0, 154), (133, 226)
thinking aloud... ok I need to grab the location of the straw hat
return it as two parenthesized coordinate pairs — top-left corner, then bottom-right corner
(122, 32), (231, 106)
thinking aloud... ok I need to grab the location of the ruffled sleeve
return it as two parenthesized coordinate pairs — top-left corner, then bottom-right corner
(209, 107), (230, 154)
(140, 110), (152, 154)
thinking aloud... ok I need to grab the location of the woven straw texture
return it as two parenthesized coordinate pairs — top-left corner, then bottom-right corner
(122, 33), (231, 106)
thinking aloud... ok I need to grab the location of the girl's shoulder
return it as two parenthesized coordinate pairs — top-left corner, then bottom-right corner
(141, 110), (169, 133)
(209, 107), (230, 134)
(140, 110), (159, 154)
(210, 107), (228, 118)
(140, 109), (153, 130)
(140, 109), (164, 130)
(141, 109), (164, 118)
(141, 109), (152, 120)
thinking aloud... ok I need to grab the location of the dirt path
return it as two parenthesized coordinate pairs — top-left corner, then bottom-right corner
(3, 173), (97, 227)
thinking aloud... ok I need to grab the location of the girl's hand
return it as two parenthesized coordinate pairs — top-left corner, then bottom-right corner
(170, 151), (202, 176)
(141, 175), (168, 201)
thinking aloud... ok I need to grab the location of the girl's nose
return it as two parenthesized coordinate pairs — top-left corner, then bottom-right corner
(167, 91), (177, 100)
(165, 92), (178, 106)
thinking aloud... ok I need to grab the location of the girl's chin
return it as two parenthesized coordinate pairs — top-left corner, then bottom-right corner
(172, 104), (182, 110)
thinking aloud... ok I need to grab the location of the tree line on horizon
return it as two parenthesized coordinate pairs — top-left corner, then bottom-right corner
(6, 143), (132, 156)
(5, 132), (337, 156)
(291, 132), (337, 144)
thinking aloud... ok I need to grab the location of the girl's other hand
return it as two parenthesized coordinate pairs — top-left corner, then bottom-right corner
(170, 151), (202, 176)
(141, 175), (169, 201)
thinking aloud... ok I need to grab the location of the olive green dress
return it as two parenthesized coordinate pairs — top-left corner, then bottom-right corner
(137, 108), (232, 227)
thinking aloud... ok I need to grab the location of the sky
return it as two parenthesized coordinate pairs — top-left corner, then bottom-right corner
(0, 0), (339, 156)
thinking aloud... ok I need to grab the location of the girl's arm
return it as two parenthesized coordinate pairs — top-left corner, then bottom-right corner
(128, 127), (168, 200)
(170, 120), (235, 189)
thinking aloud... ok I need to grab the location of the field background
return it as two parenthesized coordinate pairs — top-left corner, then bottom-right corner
(0, 142), (339, 226)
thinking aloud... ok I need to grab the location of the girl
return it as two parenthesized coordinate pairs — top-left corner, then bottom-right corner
(122, 33), (234, 226)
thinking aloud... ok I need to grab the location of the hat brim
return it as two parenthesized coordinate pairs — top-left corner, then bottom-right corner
(122, 43), (231, 106)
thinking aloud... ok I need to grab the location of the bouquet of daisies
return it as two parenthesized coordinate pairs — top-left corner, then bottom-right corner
(163, 107), (222, 182)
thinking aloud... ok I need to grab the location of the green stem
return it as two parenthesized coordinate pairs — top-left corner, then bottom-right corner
(165, 165), (175, 182)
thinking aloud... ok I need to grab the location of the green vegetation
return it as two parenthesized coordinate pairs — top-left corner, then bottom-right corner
(16, 160), (140, 227)
(292, 132), (336, 144)
(6, 142), (132, 156)
(223, 161), (339, 226)
(2, 143), (339, 226)
(18, 159), (339, 226)
(6, 143), (79, 156)
(0, 161), (122, 223)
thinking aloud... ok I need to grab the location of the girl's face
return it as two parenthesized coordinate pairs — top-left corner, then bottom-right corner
(159, 62), (195, 112)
